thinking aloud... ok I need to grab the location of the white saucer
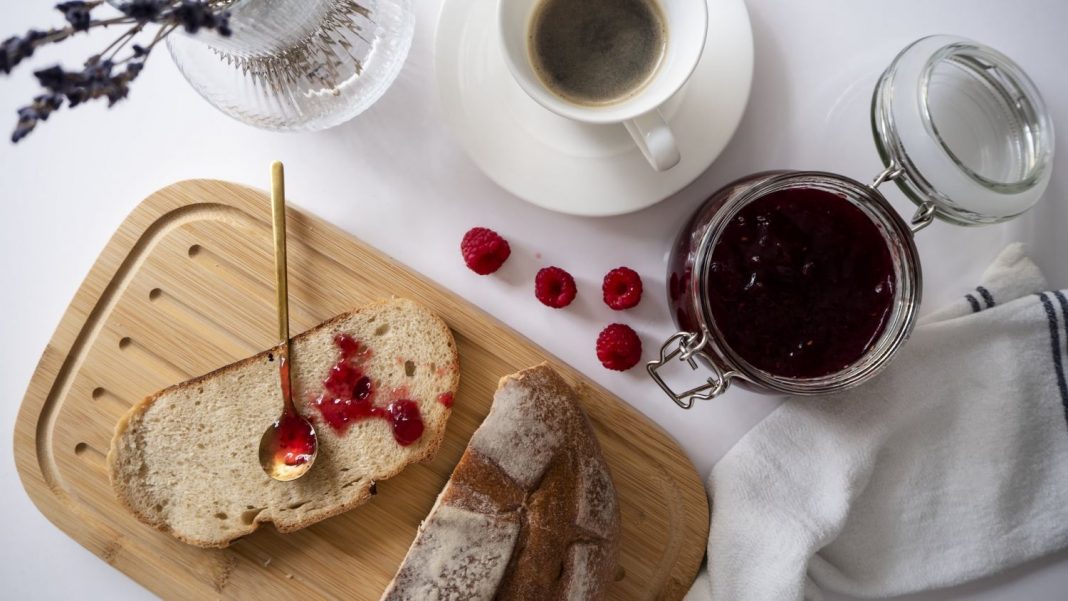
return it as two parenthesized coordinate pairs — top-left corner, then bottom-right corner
(434, 0), (754, 217)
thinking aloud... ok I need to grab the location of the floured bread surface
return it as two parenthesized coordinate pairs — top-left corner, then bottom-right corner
(107, 298), (459, 548)
(388, 501), (521, 600)
(382, 364), (621, 600)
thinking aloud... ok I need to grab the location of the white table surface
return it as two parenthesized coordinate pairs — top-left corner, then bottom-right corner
(2, 0), (1067, 599)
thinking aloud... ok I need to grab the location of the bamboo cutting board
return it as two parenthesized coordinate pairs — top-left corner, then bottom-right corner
(13, 180), (709, 600)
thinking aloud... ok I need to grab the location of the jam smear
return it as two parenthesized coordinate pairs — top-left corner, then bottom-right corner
(312, 334), (425, 446)
(705, 187), (895, 378)
(437, 391), (454, 408)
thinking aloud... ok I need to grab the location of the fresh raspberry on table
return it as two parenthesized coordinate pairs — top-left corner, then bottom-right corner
(602, 267), (643, 310)
(534, 266), (577, 308)
(596, 323), (642, 371)
(461, 227), (511, 275)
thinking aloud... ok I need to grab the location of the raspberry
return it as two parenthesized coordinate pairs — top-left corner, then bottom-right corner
(596, 324), (642, 371)
(602, 267), (643, 310)
(461, 227), (511, 275)
(534, 266), (577, 308)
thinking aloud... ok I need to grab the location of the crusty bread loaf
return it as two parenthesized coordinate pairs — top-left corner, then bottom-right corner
(107, 298), (459, 548)
(381, 364), (621, 600)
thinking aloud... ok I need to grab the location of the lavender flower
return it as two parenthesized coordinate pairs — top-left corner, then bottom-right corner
(171, 1), (232, 35)
(1, 30), (54, 74)
(119, 1), (173, 23)
(56, 2), (94, 32)
(2, 1), (231, 143)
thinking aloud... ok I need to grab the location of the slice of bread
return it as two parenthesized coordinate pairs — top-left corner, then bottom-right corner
(107, 298), (459, 548)
(381, 364), (621, 600)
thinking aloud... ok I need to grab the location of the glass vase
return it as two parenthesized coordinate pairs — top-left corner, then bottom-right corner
(161, 0), (414, 131)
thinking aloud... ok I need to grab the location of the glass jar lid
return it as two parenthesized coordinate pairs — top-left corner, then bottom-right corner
(872, 35), (1055, 226)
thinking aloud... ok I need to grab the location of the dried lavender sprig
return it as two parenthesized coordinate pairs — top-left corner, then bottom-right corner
(5, 1), (231, 143)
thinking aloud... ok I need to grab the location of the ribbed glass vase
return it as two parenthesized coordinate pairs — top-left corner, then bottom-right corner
(156, 0), (414, 131)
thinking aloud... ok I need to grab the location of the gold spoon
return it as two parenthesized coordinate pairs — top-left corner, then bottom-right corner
(259, 161), (318, 481)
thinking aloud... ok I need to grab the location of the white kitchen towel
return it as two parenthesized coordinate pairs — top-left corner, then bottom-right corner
(684, 243), (1068, 601)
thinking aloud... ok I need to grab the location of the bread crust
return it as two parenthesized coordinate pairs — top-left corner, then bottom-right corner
(381, 364), (621, 600)
(107, 298), (460, 548)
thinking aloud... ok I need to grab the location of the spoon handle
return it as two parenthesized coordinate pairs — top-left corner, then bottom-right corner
(271, 161), (294, 409)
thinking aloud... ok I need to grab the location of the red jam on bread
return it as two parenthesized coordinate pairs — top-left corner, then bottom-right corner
(312, 334), (426, 446)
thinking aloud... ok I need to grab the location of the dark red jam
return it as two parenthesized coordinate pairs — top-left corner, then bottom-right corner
(272, 409), (317, 467)
(267, 358), (316, 467)
(387, 399), (425, 445)
(437, 391), (454, 408)
(312, 334), (425, 446)
(702, 187), (895, 378)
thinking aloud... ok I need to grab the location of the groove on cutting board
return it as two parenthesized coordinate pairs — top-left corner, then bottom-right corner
(147, 286), (262, 358)
(73, 441), (107, 473)
(117, 336), (190, 383)
(185, 242), (327, 329)
(91, 386), (132, 415)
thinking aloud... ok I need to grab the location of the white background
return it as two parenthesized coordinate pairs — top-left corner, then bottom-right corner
(2, 0), (1067, 599)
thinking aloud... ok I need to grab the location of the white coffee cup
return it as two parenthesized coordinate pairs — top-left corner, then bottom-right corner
(498, 0), (708, 172)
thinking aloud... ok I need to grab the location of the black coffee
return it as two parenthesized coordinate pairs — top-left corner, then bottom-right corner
(529, 0), (667, 106)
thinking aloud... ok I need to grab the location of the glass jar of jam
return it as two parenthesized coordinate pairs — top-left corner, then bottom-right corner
(649, 35), (1055, 408)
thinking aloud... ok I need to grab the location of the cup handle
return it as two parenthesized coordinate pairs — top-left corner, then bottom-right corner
(623, 109), (681, 172)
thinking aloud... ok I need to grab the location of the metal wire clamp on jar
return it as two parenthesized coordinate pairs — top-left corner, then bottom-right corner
(649, 35), (1055, 409)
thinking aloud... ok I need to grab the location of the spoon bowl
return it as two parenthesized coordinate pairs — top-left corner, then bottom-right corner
(258, 413), (317, 481)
